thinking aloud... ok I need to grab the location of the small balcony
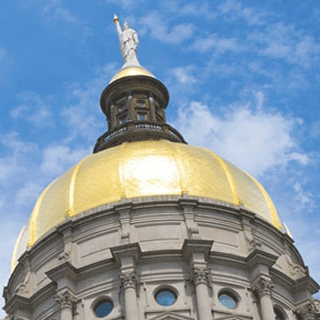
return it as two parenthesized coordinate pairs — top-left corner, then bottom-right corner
(93, 121), (186, 152)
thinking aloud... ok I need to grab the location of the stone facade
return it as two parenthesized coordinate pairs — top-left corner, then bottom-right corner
(3, 195), (320, 320)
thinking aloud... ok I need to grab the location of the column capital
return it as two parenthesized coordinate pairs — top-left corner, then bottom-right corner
(297, 300), (320, 320)
(254, 277), (274, 298)
(119, 271), (139, 290)
(192, 267), (210, 286)
(54, 290), (77, 310)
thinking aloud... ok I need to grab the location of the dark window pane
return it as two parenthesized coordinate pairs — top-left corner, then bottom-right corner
(219, 293), (236, 309)
(155, 289), (176, 306)
(94, 300), (114, 318)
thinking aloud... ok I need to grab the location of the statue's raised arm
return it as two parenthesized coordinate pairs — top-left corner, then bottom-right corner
(113, 14), (140, 67)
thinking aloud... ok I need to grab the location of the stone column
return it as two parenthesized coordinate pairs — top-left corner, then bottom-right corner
(256, 278), (274, 320)
(111, 243), (141, 320)
(54, 290), (76, 320)
(192, 268), (212, 320)
(127, 93), (134, 120)
(182, 239), (213, 320)
(148, 95), (156, 121)
(247, 249), (278, 320)
(111, 104), (117, 128)
(120, 272), (139, 320)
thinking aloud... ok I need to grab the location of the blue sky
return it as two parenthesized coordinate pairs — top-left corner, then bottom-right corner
(1, 0), (320, 314)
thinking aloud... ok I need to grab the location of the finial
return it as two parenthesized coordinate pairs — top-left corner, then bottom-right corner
(113, 14), (140, 68)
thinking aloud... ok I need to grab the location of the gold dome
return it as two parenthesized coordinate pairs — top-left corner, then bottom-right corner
(12, 140), (282, 270)
(109, 65), (155, 83)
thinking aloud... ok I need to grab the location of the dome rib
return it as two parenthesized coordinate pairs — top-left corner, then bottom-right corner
(245, 172), (281, 229)
(209, 151), (240, 206)
(29, 179), (57, 247)
(68, 157), (87, 217)
(167, 141), (188, 195)
(120, 142), (129, 199)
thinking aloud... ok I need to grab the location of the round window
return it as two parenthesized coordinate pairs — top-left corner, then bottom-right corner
(155, 288), (177, 306)
(94, 299), (114, 318)
(274, 308), (285, 320)
(218, 292), (237, 309)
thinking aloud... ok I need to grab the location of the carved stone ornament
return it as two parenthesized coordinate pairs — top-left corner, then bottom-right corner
(255, 278), (274, 297)
(54, 290), (77, 310)
(192, 268), (210, 286)
(297, 300), (320, 320)
(119, 272), (138, 290)
(14, 270), (32, 296)
(289, 263), (307, 279)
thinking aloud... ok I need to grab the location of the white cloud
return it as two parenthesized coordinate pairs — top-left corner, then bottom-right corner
(249, 22), (320, 69)
(61, 63), (117, 143)
(218, 0), (266, 26)
(43, 0), (77, 23)
(191, 33), (246, 54)
(170, 65), (197, 85)
(162, 1), (217, 20)
(15, 182), (43, 207)
(310, 119), (320, 138)
(40, 144), (90, 176)
(173, 101), (308, 177)
(23, 0), (80, 24)
(0, 132), (39, 185)
(139, 12), (195, 44)
(0, 47), (8, 61)
(11, 91), (54, 128)
(106, 0), (146, 8)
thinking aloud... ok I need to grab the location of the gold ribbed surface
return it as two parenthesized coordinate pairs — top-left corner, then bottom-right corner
(11, 140), (282, 271)
(109, 66), (155, 83)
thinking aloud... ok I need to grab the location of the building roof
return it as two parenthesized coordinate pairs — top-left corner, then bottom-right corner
(12, 139), (282, 270)
(109, 66), (155, 83)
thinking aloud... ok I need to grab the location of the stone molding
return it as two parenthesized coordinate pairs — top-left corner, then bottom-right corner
(246, 249), (278, 269)
(182, 239), (214, 262)
(148, 311), (195, 320)
(111, 242), (141, 266)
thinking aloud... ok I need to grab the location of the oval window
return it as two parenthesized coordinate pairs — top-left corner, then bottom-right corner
(94, 299), (114, 318)
(218, 292), (237, 309)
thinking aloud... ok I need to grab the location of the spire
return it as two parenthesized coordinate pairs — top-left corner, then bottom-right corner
(93, 15), (186, 152)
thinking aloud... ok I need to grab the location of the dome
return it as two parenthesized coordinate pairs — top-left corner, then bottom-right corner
(12, 139), (282, 270)
(109, 66), (155, 83)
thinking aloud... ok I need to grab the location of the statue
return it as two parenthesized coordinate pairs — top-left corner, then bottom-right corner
(113, 14), (140, 67)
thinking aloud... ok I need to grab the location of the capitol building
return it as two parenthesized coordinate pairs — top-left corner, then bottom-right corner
(2, 17), (320, 320)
